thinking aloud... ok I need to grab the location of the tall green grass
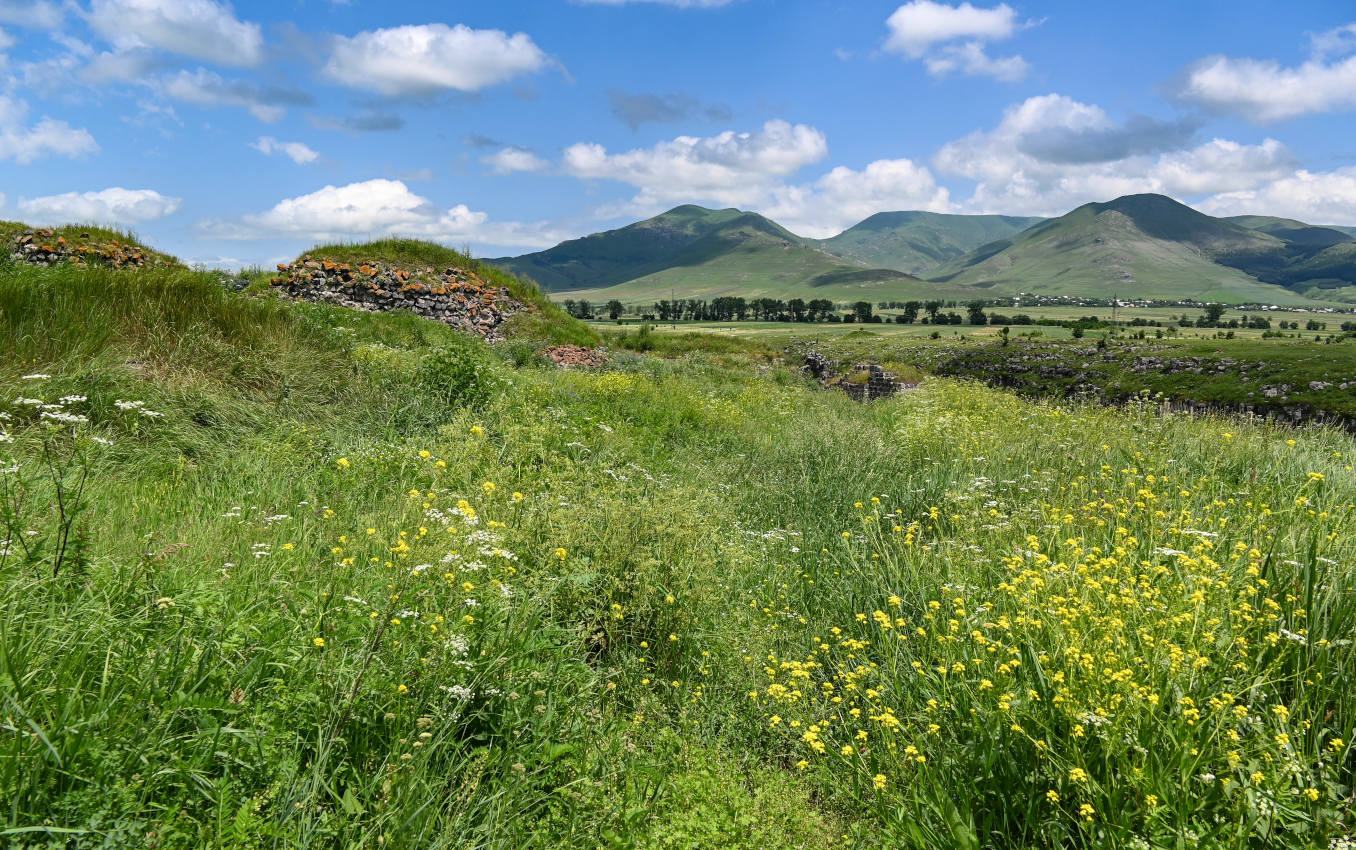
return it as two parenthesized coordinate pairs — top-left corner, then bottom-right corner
(0, 259), (1352, 847)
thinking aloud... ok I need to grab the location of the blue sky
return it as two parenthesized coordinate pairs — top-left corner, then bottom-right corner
(2, 0), (1356, 267)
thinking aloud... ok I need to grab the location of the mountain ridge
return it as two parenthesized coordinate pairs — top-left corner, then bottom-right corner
(814, 210), (1046, 274)
(493, 205), (927, 303)
(491, 194), (1356, 306)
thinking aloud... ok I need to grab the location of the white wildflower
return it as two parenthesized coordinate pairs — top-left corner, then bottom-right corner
(40, 411), (89, 426)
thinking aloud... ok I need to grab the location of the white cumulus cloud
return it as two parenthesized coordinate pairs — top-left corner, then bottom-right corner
(0, 95), (98, 163)
(884, 1), (1028, 80)
(934, 94), (1294, 215)
(17, 187), (181, 224)
(885, 0), (1020, 56)
(211, 178), (565, 250)
(924, 40), (1027, 82)
(323, 23), (548, 95)
(763, 158), (952, 237)
(1197, 168), (1356, 225)
(563, 119), (828, 211)
(87, 0), (264, 67)
(1177, 53), (1356, 122)
(1175, 22), (1356, 121)
(251, 136), (319, 164)
(240, 179), (467, 238)
(483, 147), (548, 175)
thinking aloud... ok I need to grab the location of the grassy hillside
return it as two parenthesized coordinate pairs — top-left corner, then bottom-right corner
(495, 205), (959, 306)
(815, 211), (1044, 274)
(498, 197), (1356, 307)
(2, 255), (1356, 847)
(932, 194), (1320, 304)
(1228, 215), (1356, 242)
(556, 245), (974, 305)
(489, 205), (752, 292)
(1224, 215), (1353, 248)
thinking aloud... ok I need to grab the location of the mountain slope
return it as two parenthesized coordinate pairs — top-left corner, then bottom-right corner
(815, 211), (1045, 274)
(1226, 215), (1356, 245)
(1216, 215), (1356, 294)
(931, 194), (1315, 303)
(494, 205), (970, 305)
(490, 205), (755, 292)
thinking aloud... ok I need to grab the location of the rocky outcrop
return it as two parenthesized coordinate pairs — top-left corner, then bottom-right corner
(271, 258), (529, 342)
(9, 229), (172, 269)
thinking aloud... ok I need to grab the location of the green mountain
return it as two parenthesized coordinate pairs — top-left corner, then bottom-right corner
(489, 205), (750, 292)
(815, 211), (1045, 274)
(1219, 215), (1356, 296)
(492, 205), (973, 305)
(495, 195), (1355, 308)
(1242, 240), (1356, 300)
(1225, 215), (1356, 243)
(930, 194), (1317, 304)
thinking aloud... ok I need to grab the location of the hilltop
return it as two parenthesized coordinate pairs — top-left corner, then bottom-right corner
(490, 205), (752, 292)
(930, 194), (1324, 304)
(814, 210), (1044, 274)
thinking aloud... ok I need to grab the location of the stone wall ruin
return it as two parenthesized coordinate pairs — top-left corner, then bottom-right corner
(271, 258), (529, 342)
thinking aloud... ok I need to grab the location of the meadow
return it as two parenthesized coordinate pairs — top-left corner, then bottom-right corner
(2, 257), (1354, 848)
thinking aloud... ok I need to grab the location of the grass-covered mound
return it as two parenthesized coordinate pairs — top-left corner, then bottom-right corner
(297, 238), (598, 348)
(2, 256), (1355, 848)
(1, 220), (180, 268)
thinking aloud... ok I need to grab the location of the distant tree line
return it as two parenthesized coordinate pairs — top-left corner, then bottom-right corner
(557, 297), (1344, 334)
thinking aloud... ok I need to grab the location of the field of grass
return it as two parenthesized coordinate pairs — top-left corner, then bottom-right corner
(792, 333), (1356, 430)
(595, 305), (1356, 343)
(2, 255), (1355, 848)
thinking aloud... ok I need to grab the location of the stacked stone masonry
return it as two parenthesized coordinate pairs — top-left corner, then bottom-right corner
(9, 230), (171, 269)
(799, 349), (917, 401)
(271, 258), (529, 342)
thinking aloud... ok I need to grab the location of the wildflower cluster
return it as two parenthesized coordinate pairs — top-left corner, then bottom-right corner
(749, 401), (1355, 845)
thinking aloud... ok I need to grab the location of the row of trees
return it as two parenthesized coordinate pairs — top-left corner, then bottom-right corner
(560, 297), (999, 325)
(559, 297), (1338, 332)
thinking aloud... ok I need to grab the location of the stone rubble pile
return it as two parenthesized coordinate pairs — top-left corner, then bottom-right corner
(840, 362), (919, 402)
(542, 345), (609, 368)
(271, 257), (529, 342)
(9, 229), (170, 269)
(796, 348), (917, 401)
